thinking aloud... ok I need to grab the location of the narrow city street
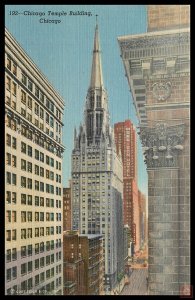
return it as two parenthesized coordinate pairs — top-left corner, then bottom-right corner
(120, 269), (148, 295)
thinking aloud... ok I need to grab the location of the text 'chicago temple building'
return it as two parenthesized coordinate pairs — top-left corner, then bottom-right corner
(118, 5), (190, 296)
(71, 24), (124, 292)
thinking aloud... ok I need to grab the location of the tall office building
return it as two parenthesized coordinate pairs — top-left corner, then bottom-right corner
(71, 24), (124, 291)
(114, 120), (140, 253)
(5, 28), (65, 295)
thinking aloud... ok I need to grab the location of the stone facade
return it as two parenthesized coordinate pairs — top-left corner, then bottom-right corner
(5, 28), (64, 295)
(118, 5), (190, 296)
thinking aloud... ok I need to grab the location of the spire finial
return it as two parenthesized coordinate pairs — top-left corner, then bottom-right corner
(95, 14), (98, 26)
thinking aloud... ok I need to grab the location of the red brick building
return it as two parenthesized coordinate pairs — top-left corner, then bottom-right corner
(114, 120), (140, 253)
(63, 187), (71, 231)
(63, 231), (104, 295)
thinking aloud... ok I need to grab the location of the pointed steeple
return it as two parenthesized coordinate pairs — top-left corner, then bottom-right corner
(89, 21), (104, 89)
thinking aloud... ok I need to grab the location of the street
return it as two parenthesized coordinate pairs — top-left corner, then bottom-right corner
(120, 269), (148, 295)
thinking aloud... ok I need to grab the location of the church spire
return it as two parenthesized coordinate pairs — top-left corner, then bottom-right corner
(89, 20), (104, 89)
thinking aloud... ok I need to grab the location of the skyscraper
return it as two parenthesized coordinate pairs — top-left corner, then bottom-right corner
(114, 120), (140, 253)
(71, 23), (124, 292)
(5, 28), (64, 295)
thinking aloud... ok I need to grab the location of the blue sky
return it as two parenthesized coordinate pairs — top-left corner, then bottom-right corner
(5, 5), (148, 195)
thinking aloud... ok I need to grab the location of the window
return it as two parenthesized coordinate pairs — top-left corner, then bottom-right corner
(40, 152), (44, 162)
(21, 176), (26, 188)
(40, 257), (45, 267)
(12, 137), (17, 149)
(21, 263), (27, 275)
(12, 173), (17, 185)
(6, 230), (11, 241)
(35, 86), (39, 98)
(6, 153), (11, 165)
(12, 248), (17, 260)
(28, 278), (33, 290)
(6, 249), (11, 262)
(12, 211), (17, 222)
(35, 212), (39, 221)
(35, 165), (39, 175)
(12, 230), (16, 241)
(35, 274), (40, 286)
(46, 256), (50, 266)
(21, 159), (26, 171)
(46, 241), (50, 251)
(40, 182), (44, 192)
(35, 103), (39, 115)
(6, 210), (11, 223)
(28, 80), (33, 91)
(21, 142), (26, 154)
(21, 211), (26, 222)
(11, 81), (17, 95)
(28, 96), (32, 109)
(21, 280), (27, 292)
(7, 57), (11, 70)
(40, 227), (44, 236)
(50, 116), (54, 127)
(28, 145), (32, 157)
(39, 212), (44, 222)
(21, 194), (26, 205)
(27, 195), (32, 205)
(27, 178), (32, 189)
(6, 76), (11, 90)
(35, 243), (39, 254)
(12, 155), (16, 167)
(27, 228), (32, 238)
(28, 245), (32, 256)
(40, 242), (44, 253)
(13, 63), (17, 75)
(27, 162), (32, 173)
(28, 261), (33, 272)
(35, 228), (39, 237)
(40, 272), (45, 282)
(21, 229), (26, 239)
(40, 92), (44, 103)
(27, 212), (32, 222)
(35, 181), (39, 191)
(40, 167), (44, 177)
(46, 113), (49, 124)
(6, 134), (11, 146)
(7, 269), (11, 281)
(21, 246), (27, 257)
(40, 107), (44, 119)
(40, 197), (44, 206)
(6, 172), (11, 184)
(21, 90), (26, 104)
(35, 149), (39, 160)
(22, 73), (27, 85)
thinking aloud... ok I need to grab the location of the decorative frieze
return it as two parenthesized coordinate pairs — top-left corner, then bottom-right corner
(152, 81), (171, 101)
(139, 123), (185, 168)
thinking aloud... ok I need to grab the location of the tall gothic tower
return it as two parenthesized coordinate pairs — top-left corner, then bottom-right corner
(71, 23), (124, 292)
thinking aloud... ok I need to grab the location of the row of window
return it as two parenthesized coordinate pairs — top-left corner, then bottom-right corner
(7, 262), (62, 283)
(6, 117), (62, 157)
(6, 227), (62, 241)
(6, 55), (62, 121)
(6, 211), (61, 223)
(6, 173), (61, 194)
(6, 239), (62, 263)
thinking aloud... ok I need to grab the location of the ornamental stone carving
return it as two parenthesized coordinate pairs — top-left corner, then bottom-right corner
(139, 123), (185, 168)
(152, 82), (171, 101)
(120, 32), (189, 51)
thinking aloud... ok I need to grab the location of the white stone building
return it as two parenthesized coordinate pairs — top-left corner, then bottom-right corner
(71, 24), (124, 291)
(5, 28), (65, 295)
